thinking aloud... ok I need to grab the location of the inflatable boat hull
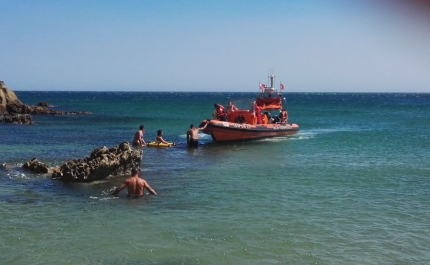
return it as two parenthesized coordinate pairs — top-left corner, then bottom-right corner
(202, 120), (299, 142)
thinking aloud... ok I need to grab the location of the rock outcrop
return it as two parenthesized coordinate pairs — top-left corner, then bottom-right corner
(51, 142), (142, 182)
(37, 101), (49, 107)
(22, 158), (50, 174)
(1, 81), (22, 113)
(0, 81), (91, 124)
(24, 105), (91, 115)
(2, 113), (32, 124)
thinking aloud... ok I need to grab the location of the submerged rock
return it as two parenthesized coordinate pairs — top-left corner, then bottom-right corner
(52, 142), (142, 182)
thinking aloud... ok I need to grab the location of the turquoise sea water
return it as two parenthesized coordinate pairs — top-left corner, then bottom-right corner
(1, 92), (429, 265)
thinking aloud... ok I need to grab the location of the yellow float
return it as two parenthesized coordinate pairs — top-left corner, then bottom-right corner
(147, 142), (175, 148)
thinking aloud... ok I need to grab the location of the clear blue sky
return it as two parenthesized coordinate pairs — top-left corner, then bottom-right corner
(1, 0), (429, 92)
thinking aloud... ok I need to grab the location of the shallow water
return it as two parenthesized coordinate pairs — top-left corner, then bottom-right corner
(1, 92), (429, 264)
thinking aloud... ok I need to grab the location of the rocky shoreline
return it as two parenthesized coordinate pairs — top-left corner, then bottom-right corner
(19, 142), (142, 182)
(1, 80), (138, 182)
(0, 80), (91, 124)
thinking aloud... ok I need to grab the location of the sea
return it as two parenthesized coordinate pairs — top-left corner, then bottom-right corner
(0, 91), (429, 265)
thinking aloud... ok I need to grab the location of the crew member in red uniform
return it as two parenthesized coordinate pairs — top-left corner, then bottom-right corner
(213, 103), (228, 121)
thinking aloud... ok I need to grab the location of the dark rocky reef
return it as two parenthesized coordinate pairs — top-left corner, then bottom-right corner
(22, 158), (50, 174)
(52, 142), (142, 182)
(1, 113), (32, 124)
(37, 101), (49, 107)
(0, 81), (91, 124)
(22, 142), (142, 182)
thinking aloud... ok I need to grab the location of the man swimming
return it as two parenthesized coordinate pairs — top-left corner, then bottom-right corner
(186, 120), (209, 148)
(112, 167), (157, 197)
(133, 125), (147, 146)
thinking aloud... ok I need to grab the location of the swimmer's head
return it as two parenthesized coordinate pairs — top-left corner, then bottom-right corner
(131, 167), (140, 175)
(190, 124), (194, 128)
(139, 125), (144, 130)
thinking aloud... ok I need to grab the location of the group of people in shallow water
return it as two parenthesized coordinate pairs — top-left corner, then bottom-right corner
(132, 125), (175, 147)
(132, 120), (209, 149)
(213, 101), (288, 124)
(115, 120), (210, 198)
(116, 101), (289, 198)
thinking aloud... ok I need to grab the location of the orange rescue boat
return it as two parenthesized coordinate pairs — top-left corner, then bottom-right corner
(201, 73), (299, 142)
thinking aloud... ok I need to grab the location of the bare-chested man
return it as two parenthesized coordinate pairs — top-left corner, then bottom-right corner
(186, 120), (209, 148)
(133, 125), (146, 146)
(112, 168), (157, 197)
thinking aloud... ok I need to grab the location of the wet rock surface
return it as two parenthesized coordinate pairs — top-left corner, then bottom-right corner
(1, 113), (32, 124)
(22, 158), (50, 174)
(37, 101), (49, 107)
(51, 142), (142, 182)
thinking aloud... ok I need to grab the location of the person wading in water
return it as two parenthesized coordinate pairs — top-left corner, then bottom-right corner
(186, 120), (209, 148)
(133, 125), (146, 147)
(112, 167), (157, 198)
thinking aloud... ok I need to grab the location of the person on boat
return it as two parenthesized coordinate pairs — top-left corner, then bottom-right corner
(155, 129), (170, 144)
(213, 103), (228, 121)
(235, 115), (244, 123)
(186, 120), (209, 148)
(226, 101), (238, 113)
(239, 115), (246, 123)
(264, 112), (274, 124)
(252, 102), (262, 124)
(133, 125), (147, 147)
(280, 109), (288, 123)
(112, 167), (157, 198)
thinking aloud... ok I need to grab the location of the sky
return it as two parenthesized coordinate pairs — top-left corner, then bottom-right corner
(1, 0), (430, 92)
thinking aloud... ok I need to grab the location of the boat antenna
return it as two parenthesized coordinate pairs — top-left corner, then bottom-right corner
(269, 73), (275, 90)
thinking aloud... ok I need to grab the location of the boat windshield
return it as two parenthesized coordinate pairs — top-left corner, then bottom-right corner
(229, 98), (255, 111)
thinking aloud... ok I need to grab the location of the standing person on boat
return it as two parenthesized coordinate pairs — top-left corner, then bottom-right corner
(252, 102), (262, 124)
(112, 167), (157, 197)
(226, 101), (238, 114)
(213, 103), (228, 121)
(133, 125), (147, 147)
(186, 120), (209, 148)
(280, 109), (288, 123)
(155, 129), (171, 144)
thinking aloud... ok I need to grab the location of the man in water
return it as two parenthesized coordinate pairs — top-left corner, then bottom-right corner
(186, 120), (209, 148)
(133, 125), (146, 146)
(112, 167), (157, 197)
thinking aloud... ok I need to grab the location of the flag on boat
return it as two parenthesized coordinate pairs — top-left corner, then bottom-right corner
(260, 83), (266, 90)
(280, 83), (285, 90)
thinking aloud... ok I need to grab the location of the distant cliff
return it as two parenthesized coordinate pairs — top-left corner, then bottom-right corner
(0, 81), (91, 124)
(0, 81), (21, 113)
